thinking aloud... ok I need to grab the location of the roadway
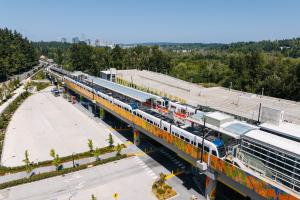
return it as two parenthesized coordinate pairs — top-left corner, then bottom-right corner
(0, 157), (157, 200)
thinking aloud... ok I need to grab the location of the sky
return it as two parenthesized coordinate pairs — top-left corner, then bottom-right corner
(0, 0), (300, 44)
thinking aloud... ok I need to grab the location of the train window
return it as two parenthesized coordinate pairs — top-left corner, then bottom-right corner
(180, 136), (184, 140)
(185, 138), (190, 143)
(204, 146), (209, 153)
(212, 150), (217, 156)
(175, 133), (179, 137)
(163, 127), (168, 131)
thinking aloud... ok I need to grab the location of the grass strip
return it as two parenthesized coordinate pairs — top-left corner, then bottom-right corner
(0, 154), (128, 190)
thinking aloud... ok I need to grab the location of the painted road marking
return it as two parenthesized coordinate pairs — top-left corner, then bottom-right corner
(134, 152), (146, 157)
(166, 170), (184, 180)
(125, 141), (133, 146)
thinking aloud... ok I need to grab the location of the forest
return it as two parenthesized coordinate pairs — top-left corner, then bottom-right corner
(0, 28), (38, 81)
(34, 39), (300, 101)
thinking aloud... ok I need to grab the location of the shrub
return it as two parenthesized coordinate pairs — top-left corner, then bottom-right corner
(157, 188), (165, 195)
(0, 146), (116, 175)
(32, 70), (46, 80)
(0, 154), (128, 189)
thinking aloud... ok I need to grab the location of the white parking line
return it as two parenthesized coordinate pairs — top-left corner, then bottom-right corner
(146, 169), (153, 173)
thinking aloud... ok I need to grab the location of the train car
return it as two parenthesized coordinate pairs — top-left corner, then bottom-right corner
(64, 74), (226, 159)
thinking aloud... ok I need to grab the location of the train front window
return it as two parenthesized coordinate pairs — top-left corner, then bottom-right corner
(165, 101), (169, 107)
(212, 150), (217, 156)
(218, 145), (226, 158)
(204, 146), (209, 153)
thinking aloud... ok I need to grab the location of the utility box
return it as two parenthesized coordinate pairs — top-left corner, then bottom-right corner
(204, 112), (234, 127)
(196, 160), (208, 171)
(260, 106), (284, 125)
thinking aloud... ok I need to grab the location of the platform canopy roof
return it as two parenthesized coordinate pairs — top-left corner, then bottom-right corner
(86, 74), (160, 102)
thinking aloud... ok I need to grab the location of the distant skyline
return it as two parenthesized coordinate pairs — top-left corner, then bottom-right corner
(0, 0), (300, 44)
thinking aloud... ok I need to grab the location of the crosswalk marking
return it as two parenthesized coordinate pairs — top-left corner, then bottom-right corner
(134, 156), (158, 180)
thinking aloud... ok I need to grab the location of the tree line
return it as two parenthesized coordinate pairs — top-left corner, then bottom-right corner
(34, 40), (300, 101)
(0, 28), (38, 81)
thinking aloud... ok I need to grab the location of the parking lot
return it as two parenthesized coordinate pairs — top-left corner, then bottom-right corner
(118, 69), (300, 124)
(0, 157), (157, 200)
(1, 86), (122, 167)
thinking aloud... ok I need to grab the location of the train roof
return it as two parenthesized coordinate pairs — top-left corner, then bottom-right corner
(184, 126), (204, 137)
(142, 109), (174, 124)
(183, 126), (222, 145)
(188, 111), (257, 139)
(244, 129), (300, 157)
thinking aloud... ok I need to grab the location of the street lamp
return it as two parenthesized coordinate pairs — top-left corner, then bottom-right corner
(200, 118), (212, 163)
(72, 152), (75, 167)
(197, 118), (212, 172)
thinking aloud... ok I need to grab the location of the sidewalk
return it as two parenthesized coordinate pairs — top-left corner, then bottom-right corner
(0, 150), (126, 184)
(0, 85), (25, 114)
(0, 66), (39, 115)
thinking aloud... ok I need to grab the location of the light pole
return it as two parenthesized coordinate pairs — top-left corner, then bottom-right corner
(200, 119), (211, 163)
(72, 152), (75, 167)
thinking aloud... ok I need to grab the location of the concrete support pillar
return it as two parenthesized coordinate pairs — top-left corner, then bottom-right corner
(205, 176), (217, 200)
(133, 129), (140, 146)
(99, 107), (105, 119)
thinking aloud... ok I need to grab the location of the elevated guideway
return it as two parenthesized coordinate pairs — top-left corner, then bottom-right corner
(47, 66), (299, 200)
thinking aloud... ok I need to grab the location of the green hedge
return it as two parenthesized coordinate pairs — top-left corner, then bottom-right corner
(0, 154), (128, 190)
(28, 82), (50, 91)
(0, 146), (116, 175)
(32, 70), (46, 80)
